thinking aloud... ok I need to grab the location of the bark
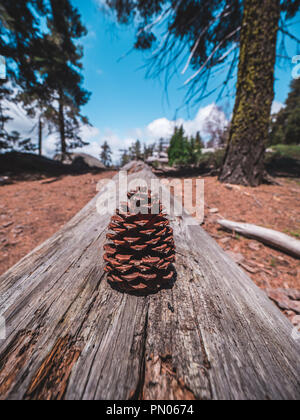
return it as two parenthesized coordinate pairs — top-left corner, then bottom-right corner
(38, 117), (42, 156)
(219, 0), (281, 186)
(58, 89), (66, 156)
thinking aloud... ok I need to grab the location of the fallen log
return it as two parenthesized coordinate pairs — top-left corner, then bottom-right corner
(0, 162), (299, 400)
(217, 219), (300, 259)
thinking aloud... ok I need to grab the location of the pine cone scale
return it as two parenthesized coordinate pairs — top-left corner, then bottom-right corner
(104, 188), (176, 294)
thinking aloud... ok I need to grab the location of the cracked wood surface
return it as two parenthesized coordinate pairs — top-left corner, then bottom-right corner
(0, 162), (299, 400)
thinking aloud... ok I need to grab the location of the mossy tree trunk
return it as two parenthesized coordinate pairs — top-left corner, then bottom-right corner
(219, 0), (281, 186)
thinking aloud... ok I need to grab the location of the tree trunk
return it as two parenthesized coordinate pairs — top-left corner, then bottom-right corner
(219, 0), (280, 186)
(58, 89), (66, 156)
(38, 117), (42, 156)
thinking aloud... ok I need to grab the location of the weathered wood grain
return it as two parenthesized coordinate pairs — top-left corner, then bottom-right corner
(0, 162), (299, 400)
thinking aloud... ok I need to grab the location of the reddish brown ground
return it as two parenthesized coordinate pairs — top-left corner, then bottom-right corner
(176, 176), (299, 291)
(0, 172), (299, 293)
(0, 172), (116, 276)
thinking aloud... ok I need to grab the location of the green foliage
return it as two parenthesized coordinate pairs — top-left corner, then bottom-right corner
(270, 78), (300, 146)
(270, 144), (300, 160)
(168, 126), (204, 167)
(168, 126), (188, 167)
(285, 230), (300, 239)
(197, 149), (225, 170)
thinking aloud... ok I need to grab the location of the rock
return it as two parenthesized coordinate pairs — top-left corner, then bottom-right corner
(0, 176), (11, 186)
(54, 153), (105, 171)
(248, 241), (261, 251)
(225, 184), (241, 191)
(0, 152), (71, 176)
(266, 288), (300, 314)
(209, 208), (219, 214)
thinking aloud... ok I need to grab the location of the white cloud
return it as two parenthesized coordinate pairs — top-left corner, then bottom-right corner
(3, 97), (228, 164)
(4, 99), (102, 157)
(271, 101), (285, 115)
(147, 118), (174, 140)
(146, 104), (228, 142)
(5, 101), (35, 136)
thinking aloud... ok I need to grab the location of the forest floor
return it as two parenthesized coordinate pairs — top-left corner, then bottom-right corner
(0, 171), (299, 324)
(0, 171), (117, 276)
(170, 174), (300, 327)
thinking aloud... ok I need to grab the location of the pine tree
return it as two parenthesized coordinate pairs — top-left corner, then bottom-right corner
(105, 0), (300, 186)
(270, 78), (300, 145)
(100, 141), (113, 167)
(130, 140), (142, 160)
(41, 0), (91, 156)
(0, 0), (45, 152)
(0, 1), (90, 155)
(168, 126), (192, 167)
(219, 0), (281, 185)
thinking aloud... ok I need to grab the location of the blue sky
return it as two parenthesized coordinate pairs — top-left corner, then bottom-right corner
(7, 0), (300, 162)
(72, 0), (300, 161)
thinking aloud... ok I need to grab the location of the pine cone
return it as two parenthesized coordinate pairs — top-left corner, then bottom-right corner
(104, 187), (176, 294)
